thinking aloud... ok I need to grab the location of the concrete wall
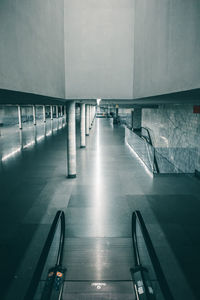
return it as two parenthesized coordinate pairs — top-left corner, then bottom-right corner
(64, 0), (134, 99)
(0, 0), (65, 98)
(133, 0), (200, 98)
(142, 105), (200, 173)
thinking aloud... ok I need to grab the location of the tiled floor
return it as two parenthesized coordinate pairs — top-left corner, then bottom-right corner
(1, 117), (200, 299)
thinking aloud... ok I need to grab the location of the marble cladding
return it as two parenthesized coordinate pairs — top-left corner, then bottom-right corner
(142, 104), (200, 173)
(125, 127), (180, 174)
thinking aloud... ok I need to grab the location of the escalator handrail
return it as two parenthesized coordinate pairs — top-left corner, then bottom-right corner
(141, 127), (160, 173)
(132, 210), (174, 300)
(24, 210), (65, 300)
(141, 127), (153, 146)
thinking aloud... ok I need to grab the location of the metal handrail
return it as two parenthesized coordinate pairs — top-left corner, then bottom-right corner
(141, 127), (153, 146)
(141, 127), (160, 173)
(24, 210), (65, 300)
(131, 211), (174, 300)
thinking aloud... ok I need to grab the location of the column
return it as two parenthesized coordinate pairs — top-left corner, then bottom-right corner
(93, 106), (96, 122)
(85, 105), (90, 136)
(116, 107), (119, 117)
(60, 105), (63, 117)
(18, 105), (22, 129)
(64, 105), (67, 123)
(50, 105), (53, 120)
(56, 105), (59, 118)
(43, 105), (46, 122)
(67, 101), (76, 178)
(131, 109), (134, 130)
(91, 106), (94, 124)
(132, 108), (142, 131)
(89, 105), (92, 129)
(80, 104), (86, 148)
(33, 105), (36, 125)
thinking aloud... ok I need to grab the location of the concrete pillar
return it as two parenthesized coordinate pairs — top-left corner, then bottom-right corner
(132, 108), (142, 130)
(80, 104), (86, 148)
(18, 105), (22, 129)
(60, 105), (63, 117)
(67, 101), (76, 178)
(56, 105), (59, 118)
(64, 105), (67, 123)
(131, 110), (134, 130)
(89, 105), (92, 129)
(116, 107), (119, 117)
(43, 105), (46, 122)
(91, 106), (94, 124)
(91, 106), (93, 125)
(33, 105), (36, 125)
(85, 105), (90, 136)
(19, 129), (23, 148)
(50, 105), (53, 120)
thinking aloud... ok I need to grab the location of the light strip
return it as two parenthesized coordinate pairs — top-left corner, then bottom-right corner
(2, 147), (21, 161)
(46, 131), (52, 136)
(23, 141), (35, 149)
(125, 139), (153, 178)
(37, 135), (44, 142)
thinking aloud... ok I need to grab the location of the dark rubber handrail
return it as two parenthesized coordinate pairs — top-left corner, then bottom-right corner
(132, 211), (174, 300)
(24, 210), (65, 300)
(141, 127), (160, 173)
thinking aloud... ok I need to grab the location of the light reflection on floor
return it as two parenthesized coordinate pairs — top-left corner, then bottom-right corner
(0, 118), (66, 162)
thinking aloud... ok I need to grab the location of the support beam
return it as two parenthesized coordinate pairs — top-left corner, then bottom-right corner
(18, 105), (22, 129)
(93, 106), (96, 123)
(116, 107), (119, 117)
(50, 105), (53, 120)
(64, 105), (67, 123)
(131, 108), (142, 130)
(131, 110), (134, 130)
(67, 101), (76, 178)
(89, 105), (92, 129)
(33, 105), (36, 125)
(85, 105), (90, 136)
(43, 105), (46, 123)
(80, 104), (86, 148)
(91, 106), (93, 125)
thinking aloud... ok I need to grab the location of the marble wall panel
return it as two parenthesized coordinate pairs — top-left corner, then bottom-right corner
(142, 105), (200, 173)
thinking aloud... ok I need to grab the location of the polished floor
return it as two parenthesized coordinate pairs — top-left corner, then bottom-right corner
(1, 117), (200, 299)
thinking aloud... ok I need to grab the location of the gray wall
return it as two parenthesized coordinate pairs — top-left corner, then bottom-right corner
(142, 105), (200, 173)
(0, 0), (65, 98)
(64, 0), (134, 99)
(133, 0), (200, 98)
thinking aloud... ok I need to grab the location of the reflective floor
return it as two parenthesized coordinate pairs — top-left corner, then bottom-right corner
(1, 118), (200, 299)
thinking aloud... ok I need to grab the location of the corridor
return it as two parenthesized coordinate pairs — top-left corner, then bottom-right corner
(1, 118), (200, 299)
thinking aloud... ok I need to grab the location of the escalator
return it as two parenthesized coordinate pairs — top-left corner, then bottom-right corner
(24, 210), (173, 300)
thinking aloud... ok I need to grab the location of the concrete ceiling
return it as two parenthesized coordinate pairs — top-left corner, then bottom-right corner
(0, 0), (200, 102)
